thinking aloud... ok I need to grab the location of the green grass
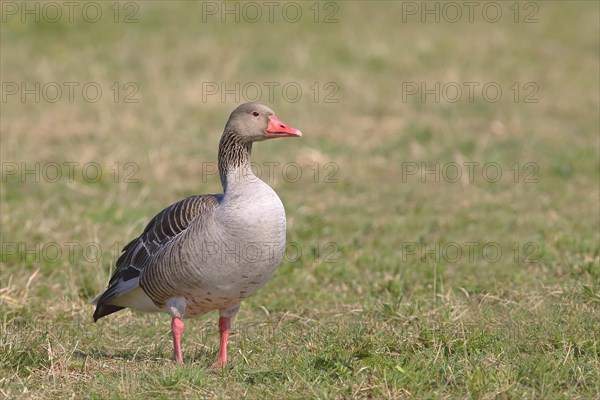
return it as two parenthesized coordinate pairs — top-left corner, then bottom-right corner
(1, 1), (599, 398)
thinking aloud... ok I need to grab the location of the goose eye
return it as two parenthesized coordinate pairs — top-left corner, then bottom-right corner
(252, 111), (259, 117)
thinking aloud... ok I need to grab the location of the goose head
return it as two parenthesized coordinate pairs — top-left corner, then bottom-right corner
(224, 103), (302, 143)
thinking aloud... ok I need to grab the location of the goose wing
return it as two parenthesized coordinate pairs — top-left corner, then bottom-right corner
(92, 194), (220, 320)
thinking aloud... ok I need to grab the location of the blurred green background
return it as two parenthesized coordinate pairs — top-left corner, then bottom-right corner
(1, 1), (598, 398)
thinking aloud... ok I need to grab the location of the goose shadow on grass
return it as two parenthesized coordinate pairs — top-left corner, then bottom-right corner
(72, 348), (215, 365)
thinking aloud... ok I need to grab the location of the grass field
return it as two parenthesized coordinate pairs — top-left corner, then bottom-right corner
(1, 1), (599, 398)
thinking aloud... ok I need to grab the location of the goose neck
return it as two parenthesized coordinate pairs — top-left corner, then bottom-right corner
(218, 131), (254, 191)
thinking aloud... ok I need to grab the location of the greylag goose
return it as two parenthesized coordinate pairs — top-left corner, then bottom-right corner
(92, 103), (301, 366)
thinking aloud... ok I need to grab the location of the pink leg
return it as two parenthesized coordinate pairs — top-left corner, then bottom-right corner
(172, 317), (184, 364)
(215, 316), (231, 368)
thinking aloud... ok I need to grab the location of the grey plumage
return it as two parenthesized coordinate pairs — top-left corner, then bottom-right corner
(92, 102), (301, 328)
(92, 195), (220, 321)
(92, 103), (301, 366)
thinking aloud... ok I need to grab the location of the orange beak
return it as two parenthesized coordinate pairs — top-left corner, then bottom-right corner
(266, 115), (302, 137)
